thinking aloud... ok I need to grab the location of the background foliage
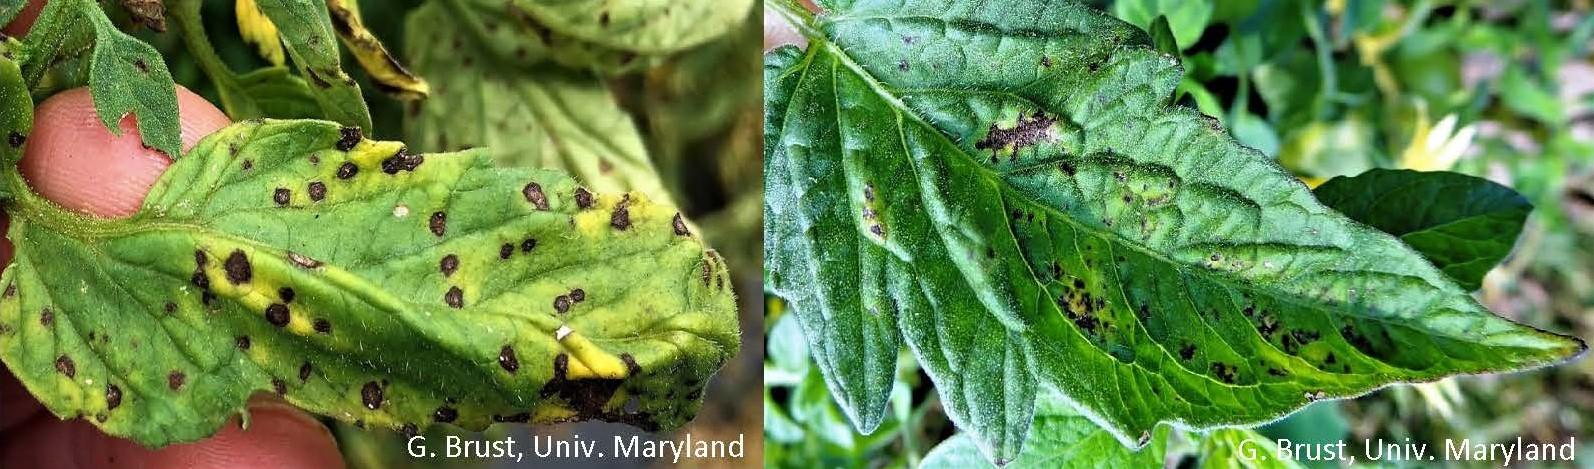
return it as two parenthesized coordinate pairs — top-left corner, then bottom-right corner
(764, 0), (1594, 466)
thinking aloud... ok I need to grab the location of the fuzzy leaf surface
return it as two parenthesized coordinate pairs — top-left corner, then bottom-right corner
(763, 0), (1583, 462)
(403, 2), (670, 202)
(920, 390), (1169, 468)
(0, 113), (738, 445)
(254, 0), (372, 129)
(1314, 169), (1531, 290)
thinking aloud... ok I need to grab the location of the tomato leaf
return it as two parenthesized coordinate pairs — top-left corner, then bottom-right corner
(254, 0), (373, 129)
(921, 390), (1169, 468)
(763, 0), (1583, 463)
(20, 0), (183, 157)
(403, 2), (671, 202)
(1197, 428), (1304, 468)
(1314, 169), (1531, 291)
(0, 60), (738, 446)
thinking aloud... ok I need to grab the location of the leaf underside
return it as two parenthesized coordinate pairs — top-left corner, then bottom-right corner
(763, 0), (1583, 463)
(921, 388), (1169, 468)
(0, 115), (739, 445)
(403, 2), (671, 202)
(1314, 169), (1532, 291)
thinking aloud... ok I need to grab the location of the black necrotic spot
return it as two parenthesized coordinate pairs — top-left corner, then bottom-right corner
(8, 131), (24, 148)
(337, 162), (359, 179)
(499, 243), (514, 260)
(444, 286), (464, 309)
(574, 187), (594, 209)
(308, 181), (327, 201)
(336, 126), (362, 151)
(236, 336), (251, 350)
(440, 254), (459, 276)
(106, 384), (122, 410)
(55, 355), (74, 377)
(299, 362), (313, 381)
(522, 182), (550, 210)
(610, 195), (631, 230)
(279, 287), (296, 303)
(520, 238), (536, 252)
(569, 289), (585, 302)
(39, 308), (52, 327)
(498, 345), (519, 373)
(553, 295), (571, 314)
(314, 319), (331, 334)
(673, 213), (690, 236)
(429, 211), (447, 237)
(274, 188), (291, 206)
(361, 381), (383, 409)
(168, 371), (185, 391)
(265, 304), (290, 327)
(434, 406), (458, 423)
(493, 413), (530, 423)
(401, 423), (419, 437)
(225, 250), (252, 284)
(164, 302), (176, 314)
(272, 378), (287, 396)
(195, 249), (208, 267)
(380, 148), (424, 174)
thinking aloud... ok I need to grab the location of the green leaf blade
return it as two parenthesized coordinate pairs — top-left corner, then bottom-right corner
(254, 0), (373, 130)
(763, 0), (1584, 461)
(0, 119), (739, 446)
(921, 391), (1168, 469)
(1313, 169), (1533, 290)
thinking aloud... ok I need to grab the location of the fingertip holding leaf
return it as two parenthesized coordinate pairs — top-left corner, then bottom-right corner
(0, 73), (738, 446)
(764, 0), (1584, 462)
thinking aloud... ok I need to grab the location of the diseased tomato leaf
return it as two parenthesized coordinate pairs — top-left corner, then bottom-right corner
(403, 2), (671, 202)
(0, 59), (738, 447)
(1314, 169), (1532, 291)
(19, 0), (183, 157)
(763, 0), (1583, 463)
(254, 0), (373, 129)
(921, 389), (1169, 468)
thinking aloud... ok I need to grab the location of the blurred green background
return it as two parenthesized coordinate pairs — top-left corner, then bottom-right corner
(763, 0), (1594, 467)
(116, 1), (764, 467)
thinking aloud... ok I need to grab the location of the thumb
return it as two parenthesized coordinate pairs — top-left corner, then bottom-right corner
(19, 86), (231, 218)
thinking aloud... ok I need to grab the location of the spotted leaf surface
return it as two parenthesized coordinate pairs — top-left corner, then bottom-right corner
(920, 390), (1169, 469)
(508, 0), (754, 56)
(254, 0), (373, 129)
(763, 0), (1583, 463)
(403, 2), (670, 202)
(0, 116), (738, 445)
(1314, 169), (1532, 291)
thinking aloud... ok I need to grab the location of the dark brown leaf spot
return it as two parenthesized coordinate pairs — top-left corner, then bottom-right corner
(554, 295), (571, 314)
(439, 254), (459, 276)
(672, 213), (690, 236)
(574, 187), (594, 209)
(236, 336), (251, 350)
(39, 308), (52, 327)
(444, 286), (464, 309)
(336, 162), (359, 179)
(224, 250), (252, 284)
(336, 126), (362, 151)
(974, 111), (1057, 153)
(106, 384), (122, 410)
(55, 355), (75, 377)
(288, 251), (323, 268)
(265, 304), (290, 327)
(380, 148), (424, 174)
(168, 371), (186, 391)
(308, 182), (327, 201)
(520, 238), (537, 253)
(361, 381), (383, 409)
(569, 289), (585, 302)
(272, 379), (287, 396)
(273, 188), (291, 206)
(434, 406), (458, 423)
(429, 211), (447, 237)
(7, 131), (24, 148)
(279, 287), (295, 303)
(522, 182), (550, 210)
(164, 302), (176, 314)
(610, 195), (631, 230)
(299, 362), (312, 381)
(313, 319), (331, 334)
(499, 243), (514, 259)
(498, 345), (519, 373)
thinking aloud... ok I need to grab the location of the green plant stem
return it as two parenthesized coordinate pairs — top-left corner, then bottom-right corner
(168, 0), (246, 110)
